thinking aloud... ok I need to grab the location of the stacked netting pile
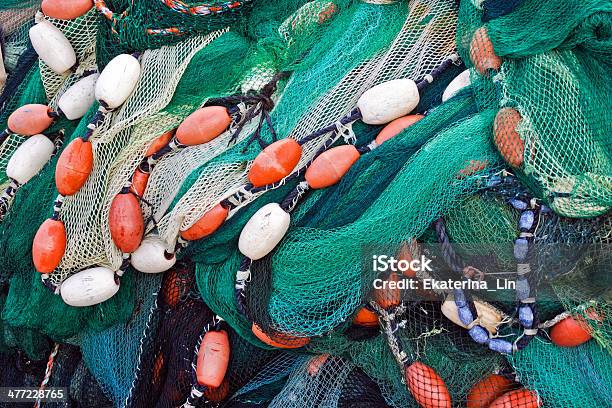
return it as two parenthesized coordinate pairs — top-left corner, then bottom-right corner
(0, 0), (610, 407)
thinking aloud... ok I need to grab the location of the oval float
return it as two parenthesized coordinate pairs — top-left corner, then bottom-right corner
(305, 145), (360, 189)
(550, 316), (592, 347)
(405, 362), (452, 408)
(95, 54), (141, 109)
(374, 272), (401, 309)
(196, 330), (231, 388)
(58, 73), (99, 120)
(238, 203), (290, 260)
(353, 307), (378, 327)
(307, 354), (330, 377)
(180, 203), (229, 241)
(469, 27), (501, 75)
(442, 69), (471, 102)
(145, 129), (174, 156)
(42, 0), (93, 20)
(175, 106), (231, 146)
(358, 79), (420, 125)
(29, 20), (76, 75)
(32, 218), (66, 273)
(55, 137), (94, 196)
(252, 323), (310, 349)
(466, 374), (514, 408)
(6, 134), (55, 184)
(60, 267), (119, 307)
(493, 107), (524, 168)
(489, 389), (540, 408)
(248, 138), (302, 187)
(441, 296), (502, 334)
(131, 168), (149, 197)
(375, 114), (424, 145)
(109, 192), (144, 253)
(131, 235), (176, 274)
(7, 104), (54, 136)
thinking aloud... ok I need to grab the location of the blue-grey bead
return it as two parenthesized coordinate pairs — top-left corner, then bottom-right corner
(515, 279), (530, 300)
(519, 305), (534, 327)
(514, 238), (529, 261)
(487, 175), (502, 187)
(519, 210), (535, 230)
(454, 289), (467, 306)
(458, 305), (475, 325)
(540, 205), (552, 214)
(469, 326), (489, 344)
(510, 198), (527, 210)
(489, 339), (513, 354)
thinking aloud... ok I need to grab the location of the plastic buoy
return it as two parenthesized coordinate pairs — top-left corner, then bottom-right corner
(238, 203), (290, 260)
(252, 323), (310, 349)
(29, 20), (76, 74)
(55, 138), (94, 196)
(42, 0), (93, 20)
(180, 203), (229, 241)
(95, 54), (141, 109)
(305, 145), (360, 189)
(196, 330), (231, 388)
(145, 129), (175, 156)
(358, 79), (420, 125)
(7, 104), (54, 136)
(109, 192), (144, 253)
(307, 354), (330, 377)
(6, 134), (55, 184)
(131, 235), (176, 274)
(469, 27), (501, 75)
(353, 307), (379, 327)
(60, 267), (119, 306)
(175, 106), (231, 146)
(550, 316), (592, 347)
(489, 389), (540, 408)
(442, 69), (471, 101)
(493, 108), (524, 168)
(58, 73), (98, 120)
(32, 218), (66, 273)
(405, 362), (452, 408)
(374, 272), (401, 309)
(248, 138), (302, 187)
(131, 169), (149, 197)
(466, 374), (514, 408)
(375, 114), (424, 145)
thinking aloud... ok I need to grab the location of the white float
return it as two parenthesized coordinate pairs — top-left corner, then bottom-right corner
(95, 54), (141, 109)
(238, 203), (290, 260)
(6, 135), (55, 184)
(357, 79), (420, 125)
(441, 295), (503, 334)
(60, 267), (120, 307)
(131, 235), (177, 274)
(442, 69), (471, 102)
(58, 73), (99, 120)
(29, 19), (77, 75)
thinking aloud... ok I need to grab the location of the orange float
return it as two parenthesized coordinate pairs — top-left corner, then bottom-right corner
(489, 389), (540, 408)
(145, 129), (175, 156)
(42, 0), (93, 20)
(307, 354), (330, 377)
(196, 330), (231, 388)
(374, 272), (401, 309)
(353, 307), (379, 327)
(466, 374), (514, 408)
(405, 362), (452, 408)
(32, 218), (66, 273)
(550, 316), (592, 347)
(248, 139), (302, 187)
(252, 323), (310, 349)
(469, 27), (502, 75)
(131, 169), (150, 197)
(7, 104), (54, 136)
(55, 138), (94, 196)
(180, 203), (229, 241)
(203, 378), (230, 402)
(175, 106), (231, 146)
(375, 114), (424, 145)
(305, 145), (360, 189)
(109, 192), (144, 253)
(493, 108), (524, 168)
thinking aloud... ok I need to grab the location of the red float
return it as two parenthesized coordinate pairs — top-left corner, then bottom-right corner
(489, 389), (541, 408)
(196, 330), (231, 388)
(251, 323), (310, 349)
(32, 218), (66, 273)
(55, 138), (94, 196)
(550, 316), (592, 347)
(375, 114), (424, 145)
(353, 307), (379, 327)
(109, 192), (144, 253)
(42, 0), (93, 20)
(145, 129), (175, 156)
(405, 362), (452, 408)
(7, 104), (54, 136)
(469, 27), (502, 75)
(374, 272), (401, 309)
(248, 138), (302, 187)
(175, 106), (231, 146)
(466, 374), (514, 408)
(305, 145), (360, 189)
(131, 169), (150, 197)
(493, 108), (524, 168)
(180, 203), (229, 241)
